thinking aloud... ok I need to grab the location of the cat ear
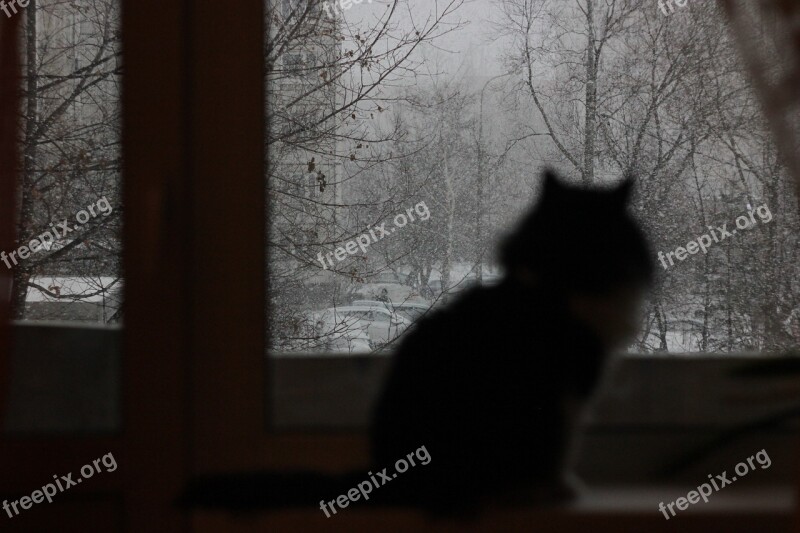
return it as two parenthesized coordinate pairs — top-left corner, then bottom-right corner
(614, 174), (635, 204)
(542, 169), (565, 195)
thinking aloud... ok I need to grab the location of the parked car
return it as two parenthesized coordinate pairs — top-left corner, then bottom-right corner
(352, 299), (430, 321)
(427, 273), (501, 297)
(333, 305), (411, 345)
(351, 299), (390, 309)
(427, 279), (443, 295)
(391, 302), (430, 322)
(426, 277), (472, 295)
(372, 271), (403, 284)
(288, 310), (373, 354)
(348, 283), (417, 305)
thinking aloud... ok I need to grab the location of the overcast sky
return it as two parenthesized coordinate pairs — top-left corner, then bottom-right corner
(346, 0), (509, 80)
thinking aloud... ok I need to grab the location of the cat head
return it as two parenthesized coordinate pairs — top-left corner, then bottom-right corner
(499, 169), (653, 295)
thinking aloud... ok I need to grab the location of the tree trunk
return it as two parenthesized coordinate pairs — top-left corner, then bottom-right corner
(440, 129), (455, 292)
(475, 121), (484, 281)
(655, 302), (668, 352)
(582, 0), (596, 186)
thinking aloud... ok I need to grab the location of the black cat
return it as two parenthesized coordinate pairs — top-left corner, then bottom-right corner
(369, 169), (654, 513)
(181, 169), (654, 516)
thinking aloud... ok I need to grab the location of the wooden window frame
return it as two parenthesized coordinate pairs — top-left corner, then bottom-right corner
(1, 0), (798, 531)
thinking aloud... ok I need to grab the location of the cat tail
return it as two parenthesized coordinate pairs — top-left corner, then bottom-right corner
(178, 469), (369, 512)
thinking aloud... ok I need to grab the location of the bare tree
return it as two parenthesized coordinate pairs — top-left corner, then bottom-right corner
(266, 0), (467, 349)
(15, 0), (121, 320)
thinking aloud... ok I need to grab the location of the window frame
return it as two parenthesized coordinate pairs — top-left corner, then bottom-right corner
(1, 0), (798, 530)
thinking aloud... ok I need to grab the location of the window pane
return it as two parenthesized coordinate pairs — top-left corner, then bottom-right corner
(266, 0), (799, 356)
(16, 0), (122, 324)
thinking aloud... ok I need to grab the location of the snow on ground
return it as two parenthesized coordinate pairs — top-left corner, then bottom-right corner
(26, 276), (121, 303)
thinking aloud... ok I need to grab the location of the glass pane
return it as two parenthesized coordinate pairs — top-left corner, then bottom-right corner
(16, 0), (122, 324)
(266, 0), (799, 358)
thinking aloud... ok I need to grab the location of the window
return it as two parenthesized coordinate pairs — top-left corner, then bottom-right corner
(4, 0), (122, 440)
(17, 0), (122, 324)
(266, 0), (800, 364)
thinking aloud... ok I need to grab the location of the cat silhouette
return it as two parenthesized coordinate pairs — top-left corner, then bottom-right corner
(181, 169), (654, 517)
(370, 169), (654, 513)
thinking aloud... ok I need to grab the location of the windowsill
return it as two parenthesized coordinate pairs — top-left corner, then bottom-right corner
(5, 322), (121, 434)
(268, 354), (800, 490)
(270, 353), (800, 430)
(571, 485), (794, 513)
(194, 485), (794, 532)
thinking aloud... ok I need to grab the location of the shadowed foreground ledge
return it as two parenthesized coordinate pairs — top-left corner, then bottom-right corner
(192, 486), (793, 533)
